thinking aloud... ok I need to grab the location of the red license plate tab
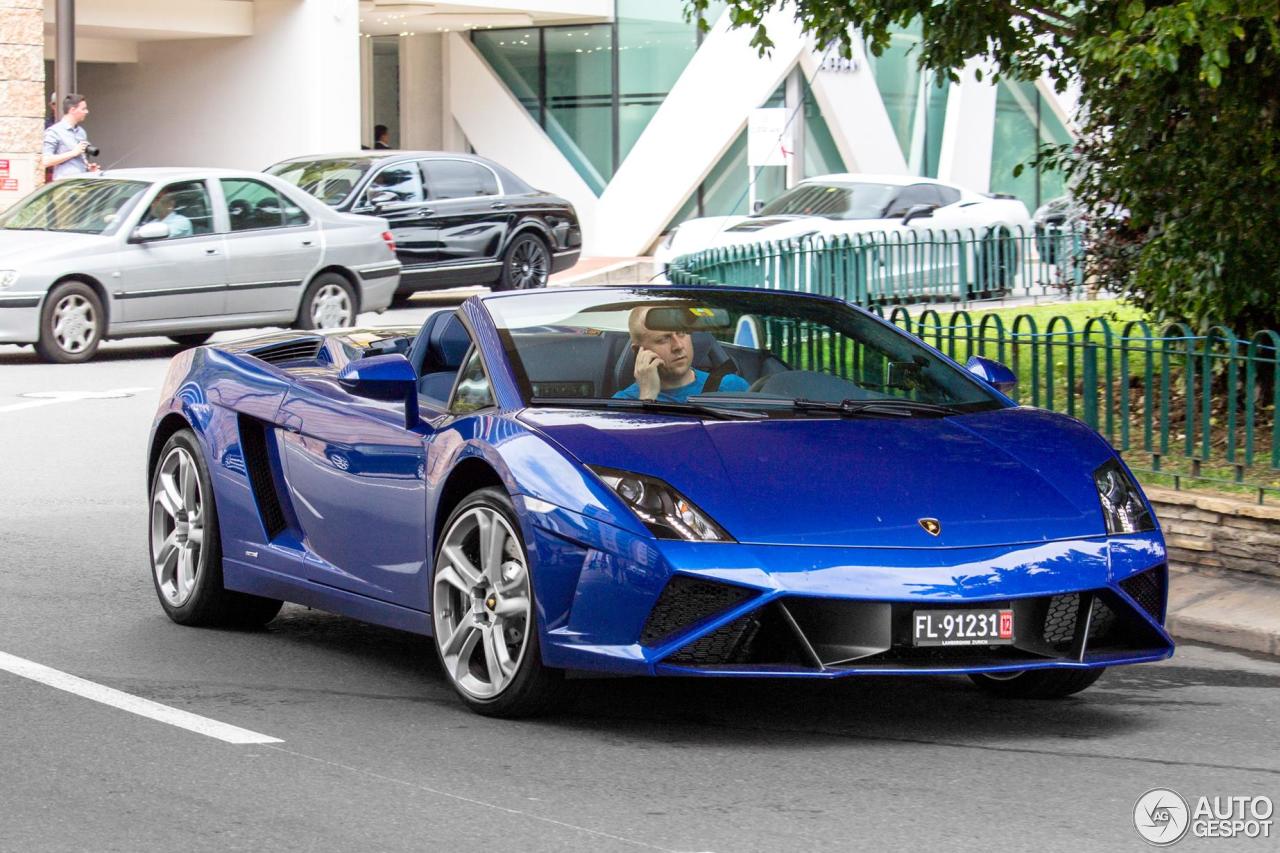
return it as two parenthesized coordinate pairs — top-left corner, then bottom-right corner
(913, 608), (1015, 646)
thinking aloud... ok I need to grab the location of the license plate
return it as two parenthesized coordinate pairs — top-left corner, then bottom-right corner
(913, 608), (1014, 646)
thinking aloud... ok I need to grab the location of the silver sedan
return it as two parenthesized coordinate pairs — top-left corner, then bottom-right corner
(0, 168), (401, 362)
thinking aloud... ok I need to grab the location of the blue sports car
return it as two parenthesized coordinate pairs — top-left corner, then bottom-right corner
(146, 286), (1173, 716)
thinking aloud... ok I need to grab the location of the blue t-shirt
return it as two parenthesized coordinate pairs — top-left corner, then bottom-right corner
(614, 368), (749, 403)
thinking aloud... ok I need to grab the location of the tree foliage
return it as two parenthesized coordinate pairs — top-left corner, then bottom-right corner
(687, 1), (1280, 332)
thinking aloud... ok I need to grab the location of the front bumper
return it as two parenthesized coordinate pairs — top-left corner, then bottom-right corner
(0, 293), (43, 344)
(526, 505), (1172, 677)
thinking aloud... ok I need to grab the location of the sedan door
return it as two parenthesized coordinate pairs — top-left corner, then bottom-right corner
(118, 179), (228, 322)
(277, 377), (429, 606)
(356, 161), (438, 290)
(219, 178), (322, 317)
(419, 158), (514, 272)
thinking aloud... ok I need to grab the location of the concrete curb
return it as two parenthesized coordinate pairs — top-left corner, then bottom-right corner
(1166, 568), (1280, 656)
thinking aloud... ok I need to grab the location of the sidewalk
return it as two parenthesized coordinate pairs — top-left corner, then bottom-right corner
(1167, 569), (1280, 656)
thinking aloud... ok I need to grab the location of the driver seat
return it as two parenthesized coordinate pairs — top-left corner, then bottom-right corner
(610, 332), (732, 395)
(408, 311), (470, 402)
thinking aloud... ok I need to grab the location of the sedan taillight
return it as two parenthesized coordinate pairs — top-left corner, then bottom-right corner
(381, 230), (396, 254)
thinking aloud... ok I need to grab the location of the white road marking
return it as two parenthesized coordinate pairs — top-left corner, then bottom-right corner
(0, 650), (283, 745)
(0, 387), (152, 413)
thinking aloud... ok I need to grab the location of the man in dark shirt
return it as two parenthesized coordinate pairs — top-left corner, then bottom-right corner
(374, 124), (391, 149)
(614, 307), (749, 402)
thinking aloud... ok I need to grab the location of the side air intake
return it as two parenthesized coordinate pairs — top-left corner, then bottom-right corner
(237, 414), (288, 539)
(249, 337), (324, 365)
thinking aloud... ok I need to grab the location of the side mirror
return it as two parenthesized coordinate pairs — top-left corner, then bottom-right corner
(965, 355), (1017, 395)
(901, 203), (936, 225)
(131, 221), (170, 242)
(338, 353), (420, 428)
(365, 189), (400, 213)
(752, 200), (766, 214)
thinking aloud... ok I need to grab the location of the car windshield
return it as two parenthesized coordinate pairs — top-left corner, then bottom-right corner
(757, 182), (899, 220)
(483, 288), (1005, 416)
(0, 178), (149, 235)
(267, 158), (372, 206)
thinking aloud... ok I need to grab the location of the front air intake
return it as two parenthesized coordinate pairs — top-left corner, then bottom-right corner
(1119, 565), (1166, 622)
(640, 576), (756, 644)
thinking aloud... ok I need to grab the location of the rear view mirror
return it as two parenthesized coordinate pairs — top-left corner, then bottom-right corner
(752, 200), (765, 214)
(965, 356), (1017, 395)
(132, 221), (170, 242)
(339, 353), (420, 427)
(644, 306), (733, 332)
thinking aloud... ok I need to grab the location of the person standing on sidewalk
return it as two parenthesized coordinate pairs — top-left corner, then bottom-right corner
(42, 94), (100, 180)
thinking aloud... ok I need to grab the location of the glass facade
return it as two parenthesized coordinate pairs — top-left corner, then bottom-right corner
(989, 79), (1072, 210)
(866, 23), (950, 177)
(371, 36), (401, 149)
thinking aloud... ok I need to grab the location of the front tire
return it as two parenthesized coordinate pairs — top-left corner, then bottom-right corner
(495, 234), (550, 291)
(968, 667), (1105, 699)
(169, 333), (212, 349)
(36, 280), (104, 363)
(148, 430), (283, 627)
(296, 272), (357, 330)
(431, 487), (565, 717)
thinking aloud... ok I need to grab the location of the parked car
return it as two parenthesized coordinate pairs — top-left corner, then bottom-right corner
(657, 174), (1032, 294)
(146, 285), (1172, 717)
(0, 169), (400, 363)
(267, 152), (581, 301)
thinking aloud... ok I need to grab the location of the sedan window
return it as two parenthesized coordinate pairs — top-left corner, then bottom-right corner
(365, 164), (425, 205)
(758, 182), (898, 220)
(0, 178), (147, 235)
(422, 160), (500, 200)
(222, 178), (310, 231)
(140, 180), (214, 238)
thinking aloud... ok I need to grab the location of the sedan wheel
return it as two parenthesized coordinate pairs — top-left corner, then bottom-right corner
(431, 488), (566, 716)
(296, 273), (357, 330)
(151, 444), (205, 607)
(36, 281), (104, 363)
(497, 235), (549, 290)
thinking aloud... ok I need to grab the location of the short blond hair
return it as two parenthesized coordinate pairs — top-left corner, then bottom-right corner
(627, 306), (652, 344)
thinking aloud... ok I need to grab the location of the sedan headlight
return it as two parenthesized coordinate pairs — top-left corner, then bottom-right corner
(589, 465), (731, 542)
(0, 270), (18, 291)
(1093, 459), (1155, 534)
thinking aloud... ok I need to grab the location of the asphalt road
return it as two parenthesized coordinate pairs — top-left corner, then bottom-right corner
(1, 302), (1277, 853)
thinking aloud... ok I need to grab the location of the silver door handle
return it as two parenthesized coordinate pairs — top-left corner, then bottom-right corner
(419, 208), (435, 217)
(490, 202), (508, 210)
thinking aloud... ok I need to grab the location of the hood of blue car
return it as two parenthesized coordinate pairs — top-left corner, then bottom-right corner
(519, 406), (1114, 548)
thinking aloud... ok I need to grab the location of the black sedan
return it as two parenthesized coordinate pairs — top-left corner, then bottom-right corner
(268, 152), (580, 300)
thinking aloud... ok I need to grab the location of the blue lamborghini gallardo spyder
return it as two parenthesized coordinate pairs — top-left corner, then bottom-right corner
(146, 286), (1173, 716)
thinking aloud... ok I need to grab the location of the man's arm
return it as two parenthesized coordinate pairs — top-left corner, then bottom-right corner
(41, 131), (87, 169)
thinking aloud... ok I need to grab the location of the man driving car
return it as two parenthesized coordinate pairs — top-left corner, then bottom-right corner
(614, 306), (749, 402)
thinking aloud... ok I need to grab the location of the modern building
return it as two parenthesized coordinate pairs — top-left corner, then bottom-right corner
(3, 0), (1074, 255)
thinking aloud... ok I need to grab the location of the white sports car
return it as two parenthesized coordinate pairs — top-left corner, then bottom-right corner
(657, 174), (1033, 295)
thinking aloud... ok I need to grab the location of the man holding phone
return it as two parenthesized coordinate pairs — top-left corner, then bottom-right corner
(614, 307), (749, 402)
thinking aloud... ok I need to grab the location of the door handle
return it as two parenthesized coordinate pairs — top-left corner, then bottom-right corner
(204, 248), (219, 255)
(419, 208), (435, 218)
(301, 239), (313, 246)
(490, 202), (508, 210)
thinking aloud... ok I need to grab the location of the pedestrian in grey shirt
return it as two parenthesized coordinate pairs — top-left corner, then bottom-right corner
(42, 94), (99, 181)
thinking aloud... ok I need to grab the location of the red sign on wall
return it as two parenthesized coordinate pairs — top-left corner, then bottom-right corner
(0, 159), (9, 176)
(0, 178), (19, 192)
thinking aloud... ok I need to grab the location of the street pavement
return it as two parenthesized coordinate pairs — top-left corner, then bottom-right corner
(1, 300), (1277, 853)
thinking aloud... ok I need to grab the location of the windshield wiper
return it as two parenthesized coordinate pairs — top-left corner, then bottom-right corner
(689, 395), (961, 418)
(530, 397), (766, 421)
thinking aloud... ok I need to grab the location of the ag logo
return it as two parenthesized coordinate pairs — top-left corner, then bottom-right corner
(1134, 788), (1190, 845)
(918, 518), (941, 536)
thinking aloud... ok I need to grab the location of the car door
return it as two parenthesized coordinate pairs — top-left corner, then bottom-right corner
(276, 373), (429, 606)
(119, 179), (228, 322)
(219, 178), (322, 317)
(419, 158), (513, 271)
(356, 161), (438, 290)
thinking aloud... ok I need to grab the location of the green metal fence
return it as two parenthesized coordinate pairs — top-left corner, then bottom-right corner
(667, 225), (1087, 303)
(884, 308), (1280, 501)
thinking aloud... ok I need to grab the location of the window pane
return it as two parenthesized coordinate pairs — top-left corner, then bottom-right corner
(866, 23), (924, 164)
(142, 180), (214, 238)
(802, 78), (847, 178)
(544, 25), (614, 193)
(221, 179), (289, 231)
(922, 78), (949, 178)
(989, 80), (1040, 209)
(472, 29), (541, 121)
(423, 160), (499, 199)
(371, 36), (401, 148)
(365, 164), (424, 205)
(452, 348), (495, 413)
(0, 179), (147, 235)
(617, 0), (698, 164)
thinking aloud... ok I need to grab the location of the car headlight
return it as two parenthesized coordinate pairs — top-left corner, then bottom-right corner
(1093, 459), (1155, 534)
(0, 270), (17, 291)
(589, 465), (731, 542)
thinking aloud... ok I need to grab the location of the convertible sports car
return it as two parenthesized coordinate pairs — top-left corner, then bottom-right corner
(146, 286), (1173, 716)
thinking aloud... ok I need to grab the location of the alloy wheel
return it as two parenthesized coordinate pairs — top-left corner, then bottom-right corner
(432, 507), (531, 700)
(509, 239), (548, 289)
(311, 283), (353, 328)
(52, 293), (98, 354)
(150, 446), (205, 607)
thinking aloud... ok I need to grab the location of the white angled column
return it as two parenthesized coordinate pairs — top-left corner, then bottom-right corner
(936, 57), (998, 192)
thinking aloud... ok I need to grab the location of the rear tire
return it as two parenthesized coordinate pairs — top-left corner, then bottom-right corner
(169, 333), (212, 349)
(494, 234), (550, 291)
(296, 272), (357, 330)
(968, 667), (1105, 699)
(36, 280), (104, 363)
(148, 429), (283, 628)
(431, 487), (567, 717)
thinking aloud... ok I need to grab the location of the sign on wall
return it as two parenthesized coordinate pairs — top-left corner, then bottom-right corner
(747, 108), (793, 168)
(0, 155), (39, 211)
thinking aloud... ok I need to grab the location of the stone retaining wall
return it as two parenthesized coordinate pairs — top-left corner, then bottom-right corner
(1146, 486), (1280, 580)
